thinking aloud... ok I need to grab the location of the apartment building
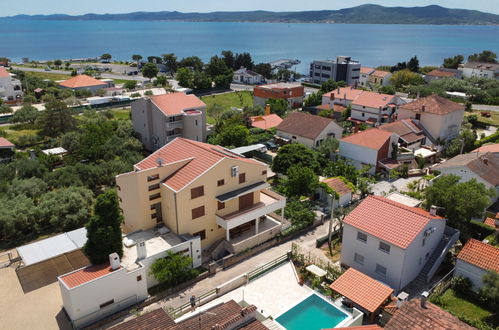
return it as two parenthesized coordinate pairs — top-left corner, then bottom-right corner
(341, 196), (459, 292)
(0, 67), (23, 103)
(131, 92), (207, 150)
(253, 83), (304, 108)
(309, 56), (361, 85)
(116, 138), (286, 256)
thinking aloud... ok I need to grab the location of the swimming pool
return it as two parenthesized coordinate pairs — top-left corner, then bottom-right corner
(275, 293), (349, 330)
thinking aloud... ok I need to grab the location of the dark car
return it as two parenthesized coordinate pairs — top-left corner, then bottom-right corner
(264, 141), (279, 151)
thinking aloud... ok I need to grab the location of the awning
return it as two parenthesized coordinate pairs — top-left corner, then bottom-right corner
(216, 182), (269, 202)
(306, 264), (327, 278)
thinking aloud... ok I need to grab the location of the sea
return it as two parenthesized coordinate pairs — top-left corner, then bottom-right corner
(1, 19), (499, 74)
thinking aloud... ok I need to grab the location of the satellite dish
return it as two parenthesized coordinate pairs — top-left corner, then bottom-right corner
(156, 157), (163, 167)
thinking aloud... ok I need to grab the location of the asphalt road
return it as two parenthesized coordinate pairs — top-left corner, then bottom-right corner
(11, 66), (149, 82)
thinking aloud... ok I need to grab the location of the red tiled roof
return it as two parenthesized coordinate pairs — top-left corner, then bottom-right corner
(333, 325), (382, 330)
(135, 138), (261, 191)
(457, 239), (499, 272)
(434, 152), (499, 187)
(58, 74), (107, 88)
(110, 309), (175, 330)
(149, 92), (206, 116)
(473, 143), (499, 153)
(385, 298), (474, 330)
(330, 268), (393, 313)
(0, 67), (10, 78)
(277, 111), (337, 140)
(426, 69), (457, 78)
(483, 217), (498, 230)
(60, 263), (118, 289)
(399, 94), (464, 115)
(341, 128), (393, 151)
(250, 114), (283, 130)
(322, 177), (352, 195)
(323, 87), (364, 102)
(352, 91), (396, 108)
(379, 120), (424, 144)
(360, 67), (375, 75)
(0, 137), (15, 148)
(371, 70), (390, 78)
(343, 195), (444, 249)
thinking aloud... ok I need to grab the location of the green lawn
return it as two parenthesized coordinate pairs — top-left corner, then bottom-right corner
(467, 110), (499, 127)
(111, 108), (131, 120)
(201, 91), (254, 124)
(18, 70), (71, 81)
(433, 289), (496, 327)
(112, 78), (137, 85)
(0, 124), (40, 141)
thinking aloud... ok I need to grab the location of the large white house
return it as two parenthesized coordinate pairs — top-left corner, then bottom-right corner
(460, 62), (499, 80)
(433, 152), (499, 202)
(276, 111), (343, 149)
(0, 67), (23, 102)
(233, 67), (264, 85)
(341, 195), (459, 292)
(455, 239), (499, 292)
(397, 94), (464, 143)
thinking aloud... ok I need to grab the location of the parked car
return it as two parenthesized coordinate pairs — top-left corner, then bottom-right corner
(264, 140), (279, 151)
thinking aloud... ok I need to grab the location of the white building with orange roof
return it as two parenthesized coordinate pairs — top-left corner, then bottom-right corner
(368, 70), (392, 86)
(131, 92), (207, 150)
(341, 195), (459, 291)
(359, 67), (375, 87)
(116, 138), (286, 255)
(0, 67), (23, 103)
(455, 239), (499, 292)
(58, 74), (109, 93)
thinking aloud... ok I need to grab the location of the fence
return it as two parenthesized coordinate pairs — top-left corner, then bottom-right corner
(428, 268), (455, 298)
(247, 253), (288, 281)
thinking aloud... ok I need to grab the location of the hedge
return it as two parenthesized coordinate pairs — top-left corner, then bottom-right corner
(470, 220), (496, 239)
(476, 131), (499, 147)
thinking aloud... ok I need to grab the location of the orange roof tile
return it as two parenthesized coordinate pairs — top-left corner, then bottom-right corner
(330, 268), (393, 313)
(0, 137), (15, 148)
(149, 92), (206, 116)
(457, 239), (499, 272)
(324, 87), (364, 102)
(360, 67), (375, 75)
(250, 114), (283, 130)
(371, 70), (390, 78)
(322, 177), (352, 195)
(352, 91), (396, 108)
(334, 326), (382, 330)
(341, 128), (393, 150)
(379, 120), (424, 143)
(0, 67), (10, 78)
(399, 94), (464, 115)
(60, 263), (118, 289)
(473, 143), (499, 153)
(277, 111), (337, 140)
(343, 195), (444, 249)
(135, 138), (261, 191)
(483, 217), (498, 230)
(426, 69), (456, 77)
(58, 74), (107, 88)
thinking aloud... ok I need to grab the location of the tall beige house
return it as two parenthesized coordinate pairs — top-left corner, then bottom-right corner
(131, 93), (207, 150)
(116, 138), (286, 256)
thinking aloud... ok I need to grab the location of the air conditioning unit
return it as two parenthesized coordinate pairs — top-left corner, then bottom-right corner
(231, 166), (239, 177)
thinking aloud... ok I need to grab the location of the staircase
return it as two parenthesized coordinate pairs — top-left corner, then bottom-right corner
(207, 238), (227, 260)
(261, 319), (282, 330)
(418, 235), (451, 283)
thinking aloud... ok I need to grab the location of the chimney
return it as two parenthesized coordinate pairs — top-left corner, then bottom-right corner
(109, 252), (120, 270)
(421, 291), (429, 309)
(429, 205), (438, 216)
(265, 104), (271, 116)
(136, 240), (147, 260)
(482, 156), (488, 165)
(396, 292), (409, 308)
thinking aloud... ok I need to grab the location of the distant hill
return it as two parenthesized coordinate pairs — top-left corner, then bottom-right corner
(4, 5), (499, 25)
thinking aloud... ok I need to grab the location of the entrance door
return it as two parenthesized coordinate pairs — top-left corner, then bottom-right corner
(238, 192), (254, 210)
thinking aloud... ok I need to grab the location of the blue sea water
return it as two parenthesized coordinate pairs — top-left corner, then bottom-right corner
(1, 19), (498, 73)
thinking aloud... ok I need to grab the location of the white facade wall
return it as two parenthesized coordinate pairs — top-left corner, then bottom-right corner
(461, 67), (498, 80)
(454, 260), (487, 292)
(59, 266), (148, 322)
(339, 141), (379, 174)
(359, 73), (370, 87)
(276, 130), (315, 149)
(397, 108), (464, 141)
(277, 121), (342, 149)
(341, 218), (446, 291)
(0, 76), (23, 101)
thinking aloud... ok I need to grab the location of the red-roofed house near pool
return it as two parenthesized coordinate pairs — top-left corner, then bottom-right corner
(340, 195), (460, 291)
(131, 92), (207, 150)
(58, 74), (110, 94)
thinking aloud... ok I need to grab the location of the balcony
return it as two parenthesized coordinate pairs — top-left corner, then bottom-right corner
(216, 189), (286, 232)
(165, 120), (183, 129)
(166, 133), (182, 142)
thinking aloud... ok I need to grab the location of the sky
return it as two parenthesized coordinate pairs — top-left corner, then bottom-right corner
(3, 0), (499, 16)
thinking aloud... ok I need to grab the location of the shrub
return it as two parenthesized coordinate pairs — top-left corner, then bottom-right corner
(144, 90), (154, 96)
(451, 276), (472, 294)
(470, 220), (496, 240)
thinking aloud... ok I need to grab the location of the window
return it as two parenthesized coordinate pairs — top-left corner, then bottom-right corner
(218, 201), (225, 210)
(148, 183), (160, 191)
(354, 253), (364, 265)
(375, 264), (387, 276)
(151, 213), (157, 219)
(147, 174), (160, 182)
(361, 113), (365, 117)
(357, 232), (367, 243)
(379, 242), (391, 254)
(137, 275), (142, 282)
(100, 300), (114, 309)
(422, 237), (426, 247)
(195, 120), (198, 126)
(217, 179), (225, 187)
(192, 206), (205, 220)
(191, 186), (204, 199)
(149, 193), (161, 201)
(261, 170), (267, 176)
(239, 173), (246, 184)
(192, 230), (206, 240)
(292, 136), (297, 139)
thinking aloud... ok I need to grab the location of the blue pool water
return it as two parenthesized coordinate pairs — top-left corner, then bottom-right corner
(276, 294), (348, 330)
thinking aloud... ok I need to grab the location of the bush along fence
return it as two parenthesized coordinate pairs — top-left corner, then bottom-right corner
(167, 253), (290, 320)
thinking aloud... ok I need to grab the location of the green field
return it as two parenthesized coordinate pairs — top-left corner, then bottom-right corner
(18, 70), (71, 81)
(201, 91), (254, 124)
